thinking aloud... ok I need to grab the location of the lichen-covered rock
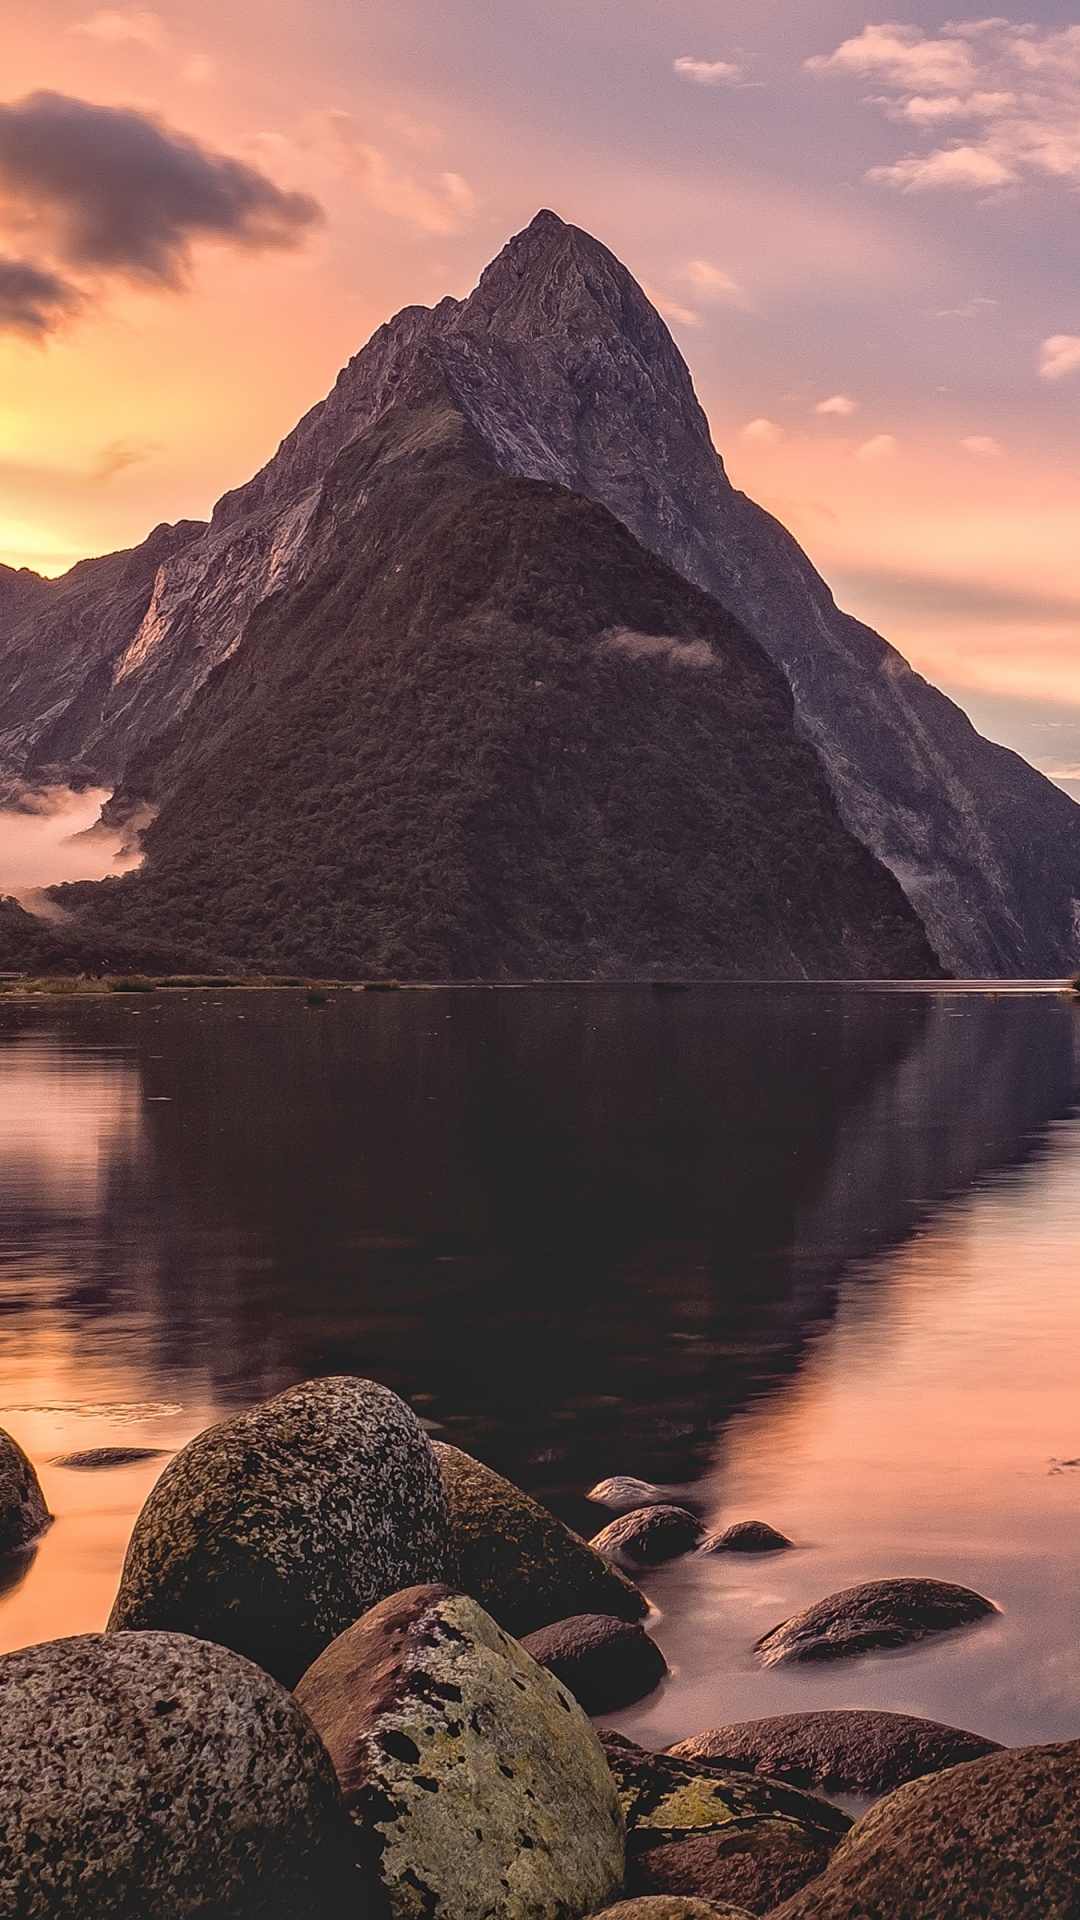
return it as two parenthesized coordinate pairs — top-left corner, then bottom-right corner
(0, 1631), (355, 1918)
(108, 1376), (449, 1685)
(589, 1898), (753, 1920)
(770, 1740), (1080, 1917)
(754, 1578), (996, 1667)
(698, 1522), (791, 1555)
(591, 1507), (703, 1570)
(669, 1710), (1003, 1797)
(629, 1826), (835, 1916)
(434, 1441), (646, 1637)
(588, 1477), (671, 1514)
(295, 1583), (625, 1920)
(521, 1613), (668, 1714)
(0, 1426), (50, 1553)
(596, 1733), (849, 1849)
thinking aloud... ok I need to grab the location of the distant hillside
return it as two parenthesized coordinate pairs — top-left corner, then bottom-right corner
(54, 386), (940, 981)
(3, 212), (1079, 973)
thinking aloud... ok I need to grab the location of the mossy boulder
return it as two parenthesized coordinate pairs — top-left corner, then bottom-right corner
(295, 1583), (625, 1920)
(434, 1442), (645, 1637)
(108, 1376), (449, 1685)
(0, 1631), (354, 1918)
(770, 1740), (1080, 1917)
(0, 1426), (50, 1553)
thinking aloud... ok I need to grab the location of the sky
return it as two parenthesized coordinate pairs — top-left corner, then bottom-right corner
(3, 0), (1080, 798)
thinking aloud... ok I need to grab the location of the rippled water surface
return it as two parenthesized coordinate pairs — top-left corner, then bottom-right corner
(1, 984), (1078, 1751)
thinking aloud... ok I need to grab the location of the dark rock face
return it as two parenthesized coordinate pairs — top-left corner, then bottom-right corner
(434, 1442), (647, 1637)
(53, 1446), (171, 1469)
(0, 1631), (354, 1919)
(754, 1577), (997, 1666)
(0, 1425), (50, 1553)
(628, 1826), (836, 1917)
(598, 1734), (847, 1919)
(6, 211), (1080, 974)
(669, 1709), (1003, 1797)
(591, 1506), (704, 1569)
(294, 1583), (626, 1920)
(771, 1740), (1080, 1918)
(520, 1613), (669, 1714)
(107, 1376), (449, 1686)
(697, 1521), (792, 1555)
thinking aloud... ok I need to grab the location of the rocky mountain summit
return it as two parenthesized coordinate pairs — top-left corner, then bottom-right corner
(3, 210), (1079, 973)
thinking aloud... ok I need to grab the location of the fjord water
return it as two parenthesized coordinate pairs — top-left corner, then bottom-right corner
(1, 985), (1078, 1751)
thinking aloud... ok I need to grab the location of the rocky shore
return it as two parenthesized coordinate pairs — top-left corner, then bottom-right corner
(1, 1379), (1076, 1918)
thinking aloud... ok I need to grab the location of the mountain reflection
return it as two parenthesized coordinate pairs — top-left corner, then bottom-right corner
(1, 987), (1076, 1505)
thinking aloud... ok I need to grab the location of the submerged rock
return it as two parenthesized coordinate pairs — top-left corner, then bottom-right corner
(629, 1826), (836, 1917)
(53, 1447), (171, 1469)
(591, 1506), (703, 1570)
(295, 1583), (625, 1920)
(754, 1577), (996, 1667)
(0, 1630), (354, 1918)
(521, 1613), (668, 1714)
(770, 1740), (1080, 1917)
(0, 1426), (50, 1554)
(108, 1376), (449, 1685)
(698, 1521), (792, 1555)
(434, 1441), (645, 1637)
(588, 1477), (671, 1514)
(669, 1709), (1003, 1797)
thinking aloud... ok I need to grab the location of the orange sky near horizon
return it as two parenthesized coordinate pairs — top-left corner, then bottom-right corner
(3, 0), (1080, 793)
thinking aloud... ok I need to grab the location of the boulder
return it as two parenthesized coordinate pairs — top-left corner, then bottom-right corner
(770, 1740), (1080, 1917)
(698, 1522), (791, 1555)
(0, 1630), (354, 1918)
(434, 1441), (646, 1637)
(108, 1376), (449, 1685)
(754, 1578), (996, 1667)
(669, 1709), (1003, 1797)
(588, 1477), (671, 1513)
(521, 1613), (668, 1714)
(295, 1583), (625, 1920)
(591, 1507), (704, 1570)
(597, 1732), (849, 1843)
(0, 1426), (50, 1553)
(628, 1827), (836, 1917)
(589, 1899), (753, 1920)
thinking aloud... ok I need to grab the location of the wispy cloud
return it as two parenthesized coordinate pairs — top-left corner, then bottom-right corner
(808, 20), (1080, 192)
(323, 112), (477, 234)
(961, 435), (1004, 457)
(855, 433), (897, 461)
(70, 9), (165, 48)
(741, 418), (784, 444)
(682, 258), (752, 309)
(816, 393), (857, 416)
(674, 57), (744, 86)
(1039, 334), (1080, 380)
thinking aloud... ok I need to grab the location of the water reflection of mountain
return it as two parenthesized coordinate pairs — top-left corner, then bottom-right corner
(2, 990), (1078, 1498)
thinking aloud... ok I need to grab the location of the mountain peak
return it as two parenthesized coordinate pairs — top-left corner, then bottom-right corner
(460, 209), (673, 357)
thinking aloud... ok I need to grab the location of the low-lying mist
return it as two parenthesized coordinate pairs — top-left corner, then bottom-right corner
(0, 789), (142, 908)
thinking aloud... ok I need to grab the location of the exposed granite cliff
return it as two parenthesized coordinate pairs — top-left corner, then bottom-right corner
(4, 210), (1079, 973)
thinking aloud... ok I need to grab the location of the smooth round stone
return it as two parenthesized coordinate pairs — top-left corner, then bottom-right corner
(669, 1709), (1003, 1797)
(591, 1505), (704, 1570)
(0, 1425), (50, 1554)
(770, 1740), (1080, 1917)
(108, 1375), (450, 1685)
(295, 1583), (626, 1920)
(521, 1612), (669, 1714)
(434, 1441), (646, 1638)
(591, 1899), (754, 1920)
(588, 1477), (671, 1514)
(697, 1521), (792, 1555)
(754, 1578), (996, 1667)
(0, 1631), (354, 1918)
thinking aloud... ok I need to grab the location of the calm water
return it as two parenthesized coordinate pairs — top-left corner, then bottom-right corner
(1, 984), (1079, 1754)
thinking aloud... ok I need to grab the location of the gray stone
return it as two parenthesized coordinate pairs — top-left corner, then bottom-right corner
(434, 1441), (646, 1638)
(591, 1506), (704, 1570)
(669, 1709), (1003, 1797)
(521, 1613), (668, 1714)
(754, 1578), (996, 1667)
(0, 1630), (355, 1918)
(697, 1521), (791, 1555)
(770, 1740), (1080, 1917)
(588, 1477), (671, 1514)
(108, 1375), (449, 1685)
(295, 1582), (626, 1920)
(0, 1425), (50, 1554)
